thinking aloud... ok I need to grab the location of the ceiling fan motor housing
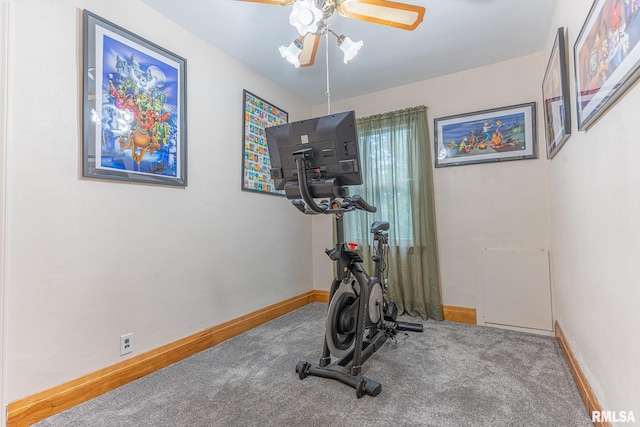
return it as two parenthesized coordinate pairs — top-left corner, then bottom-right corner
(319, 0), (336, 19)
(290, 0), (325, 34)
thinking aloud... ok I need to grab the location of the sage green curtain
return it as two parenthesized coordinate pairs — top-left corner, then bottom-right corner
(345, 106), (443, 320)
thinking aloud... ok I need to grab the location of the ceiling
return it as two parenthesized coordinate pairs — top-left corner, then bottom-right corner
(141, 0), (558, 105)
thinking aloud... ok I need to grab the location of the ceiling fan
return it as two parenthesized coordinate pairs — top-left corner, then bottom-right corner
(236, 0), (426, 67)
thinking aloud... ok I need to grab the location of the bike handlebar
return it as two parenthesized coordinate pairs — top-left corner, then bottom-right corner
(292, 194), (376, 215)
(291, 153), (376, 215)
(349, 194), (377, 213)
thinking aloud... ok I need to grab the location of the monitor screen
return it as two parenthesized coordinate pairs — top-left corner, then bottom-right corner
(265, 110), (362, 192)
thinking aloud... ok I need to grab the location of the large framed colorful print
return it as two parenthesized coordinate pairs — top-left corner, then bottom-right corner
(242, 90), (287, 195)
(543, 27), (572, 159)
(434, 103), (537, 168)
(574, 0), (640, 131)
(82, 10), (187, 186)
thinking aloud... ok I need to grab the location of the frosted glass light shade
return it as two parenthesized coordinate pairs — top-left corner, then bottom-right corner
(279, 39), (304, 67)
(339, 37), (363, 63)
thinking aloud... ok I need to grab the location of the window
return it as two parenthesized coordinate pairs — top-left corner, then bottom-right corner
(339, 106), (443, 320)
(344, 124), (414, 247)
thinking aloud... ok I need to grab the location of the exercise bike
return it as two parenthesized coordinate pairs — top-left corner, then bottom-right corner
(286, 148), (424, 398)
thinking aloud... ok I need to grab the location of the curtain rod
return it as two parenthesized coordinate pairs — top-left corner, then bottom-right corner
(357, 105), (427, 122)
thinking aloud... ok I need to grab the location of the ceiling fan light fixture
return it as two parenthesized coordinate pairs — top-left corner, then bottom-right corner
(244, 0), (425, 69)
(289, 0), (324, 35)
(279, 38), (304, 67)
(337, 35), (363, 63)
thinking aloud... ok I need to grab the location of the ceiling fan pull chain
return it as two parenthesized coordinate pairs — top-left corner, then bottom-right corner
(325, 26), (331, 114)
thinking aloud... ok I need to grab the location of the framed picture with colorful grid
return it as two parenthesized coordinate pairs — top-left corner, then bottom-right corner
(242, 90), (287, 195)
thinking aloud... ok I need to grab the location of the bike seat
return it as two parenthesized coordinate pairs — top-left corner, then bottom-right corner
(370, 221), (389, 233)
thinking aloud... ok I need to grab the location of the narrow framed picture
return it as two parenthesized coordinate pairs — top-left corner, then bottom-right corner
(82, 10), (187, 186)
(242, 90), (287, 195)
(434, 102), (537, 168)
(543, 27), (571, 159)
(574, 0), (640, 130)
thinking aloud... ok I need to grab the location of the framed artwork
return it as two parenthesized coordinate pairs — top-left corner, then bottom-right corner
(543, 27), (572, 159)
(82, 10), (187, 186)
(434, 102), (537, 168)
(242, 90), (287, 195)
(574, 0), (640, 130)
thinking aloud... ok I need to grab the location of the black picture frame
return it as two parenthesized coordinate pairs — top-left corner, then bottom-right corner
(543, 27), (572, 159)
(434, 102), (537, 168)
(241, 90), (287, 195)
(574, 0), (640, 130)
(82, 10), (187, 186)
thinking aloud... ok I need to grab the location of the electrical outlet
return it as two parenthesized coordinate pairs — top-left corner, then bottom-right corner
(120, 333), (133, 356)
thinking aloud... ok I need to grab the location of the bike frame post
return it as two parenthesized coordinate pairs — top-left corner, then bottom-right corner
(334, 214), (348, 282)
(350, 266), (369, 376)
(373, 231), (387, 281)
(320, 213), (349, 367)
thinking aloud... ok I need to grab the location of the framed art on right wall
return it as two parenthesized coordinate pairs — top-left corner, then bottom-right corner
(574, 0), (640, 131)
(543, 27), (571, 159)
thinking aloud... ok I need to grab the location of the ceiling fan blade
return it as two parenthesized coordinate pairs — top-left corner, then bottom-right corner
(336, 0), (425, 31)
(299, 34), (320, 67)
(234, 0), (293, 5)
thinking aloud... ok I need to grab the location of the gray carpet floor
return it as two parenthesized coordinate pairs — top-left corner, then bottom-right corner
(35, 303), (592, 427)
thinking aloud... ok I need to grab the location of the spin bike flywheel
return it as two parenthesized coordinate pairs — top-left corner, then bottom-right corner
(325, 282), (358, 357)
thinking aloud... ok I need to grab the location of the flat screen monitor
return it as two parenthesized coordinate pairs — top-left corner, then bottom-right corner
(265, 110), (361, 193)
